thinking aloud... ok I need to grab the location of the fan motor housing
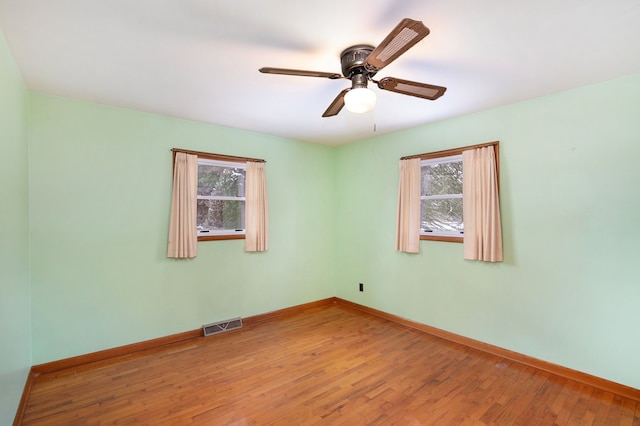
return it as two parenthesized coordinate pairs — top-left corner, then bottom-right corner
(340, 45), (375, 78)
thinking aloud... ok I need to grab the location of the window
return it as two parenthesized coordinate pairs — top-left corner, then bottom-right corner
(407, 141), (499, 243)
(421, 154), (463, 239)
(197, 158), (246, 239)
(168, 148), (267, 253)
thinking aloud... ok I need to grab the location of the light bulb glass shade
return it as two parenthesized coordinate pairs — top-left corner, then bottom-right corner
(344, 88), (376, 113)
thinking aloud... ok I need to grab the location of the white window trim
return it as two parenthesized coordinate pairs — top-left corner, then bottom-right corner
(420, 154), (463, 238)
(198, 229), (245, 236)
(420, 154), (462, 167)
(198, 158), (245, 169)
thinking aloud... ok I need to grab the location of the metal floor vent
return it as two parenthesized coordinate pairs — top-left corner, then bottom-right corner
(203, 317), (243, 337)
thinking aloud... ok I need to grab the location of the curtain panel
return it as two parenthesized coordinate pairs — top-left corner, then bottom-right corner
(167, 152), (198, 258)
(395, 158), (421, 253)
(245, 161), (269, 252)
(462, 146), (503, 262)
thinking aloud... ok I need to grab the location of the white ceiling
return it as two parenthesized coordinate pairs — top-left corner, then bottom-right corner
(1, 0), (639, 146)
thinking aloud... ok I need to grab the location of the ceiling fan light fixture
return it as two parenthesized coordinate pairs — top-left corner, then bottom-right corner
(344, 87), (376, 113)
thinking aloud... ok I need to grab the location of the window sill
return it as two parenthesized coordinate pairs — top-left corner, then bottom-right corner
(420, 235), (463, 243)
(198, 234), (245, 242)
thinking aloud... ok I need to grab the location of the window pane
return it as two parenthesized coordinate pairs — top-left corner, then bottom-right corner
(197, 200), (245, 231)
(197, 165), (245, 197)
(421, 161), (463, 196)
(421, 198), (463, 234)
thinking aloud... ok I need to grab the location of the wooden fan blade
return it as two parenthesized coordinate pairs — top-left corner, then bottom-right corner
(259, 67), (343, 79)
(377, 77), (446, 100)
(322, 89), (349, 117)
(365, 18), (430, 72)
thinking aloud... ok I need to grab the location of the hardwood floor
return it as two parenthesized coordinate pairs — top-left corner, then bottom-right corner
(21, 304), (640, 425)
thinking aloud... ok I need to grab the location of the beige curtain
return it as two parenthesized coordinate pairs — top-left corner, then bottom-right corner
(462, 146), (503, 262)
(167, 152), (198, 258)
(395, 158), (421, 253)
(245, 161), (269, 252)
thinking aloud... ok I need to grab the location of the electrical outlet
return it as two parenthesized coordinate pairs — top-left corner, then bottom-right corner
(359, 283), (364, 292)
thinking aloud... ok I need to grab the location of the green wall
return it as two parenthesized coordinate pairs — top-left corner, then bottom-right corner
(3, 20), (640, 420)
(27, 93), (336, 364)
(335, 73), (640, 389)
(0, 29), (31, 424)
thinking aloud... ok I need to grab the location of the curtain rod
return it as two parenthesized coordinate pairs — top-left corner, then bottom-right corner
(171, 148), (266, 163)
(400, 141), (499, 160)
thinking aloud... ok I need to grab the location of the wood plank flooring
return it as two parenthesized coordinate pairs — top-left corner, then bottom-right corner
(21, 305), (640, 425)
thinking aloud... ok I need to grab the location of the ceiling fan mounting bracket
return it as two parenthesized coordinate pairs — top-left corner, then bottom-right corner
(340, 45), (375, 78)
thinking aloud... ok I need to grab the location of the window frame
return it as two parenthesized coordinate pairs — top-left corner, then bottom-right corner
(402, 141), (499, 244)
(171, 148), (265, 242)
(196, 157), (247, 241)
(420, 154), (464, 241)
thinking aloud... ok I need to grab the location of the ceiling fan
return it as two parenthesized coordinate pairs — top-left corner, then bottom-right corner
(259, 18), (446, 117)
